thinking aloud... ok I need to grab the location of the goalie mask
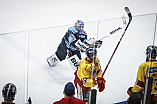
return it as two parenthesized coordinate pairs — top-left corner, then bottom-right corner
(86, 48), (97, 60)
(2, 83), (17, 101)
(75, 20), (84, 31)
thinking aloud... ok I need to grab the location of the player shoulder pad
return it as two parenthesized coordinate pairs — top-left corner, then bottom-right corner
(68, 27), (78, 34)
(80, 30), (87, 35)
(138, 62), (147, 71)
(95, 57), (100, 63)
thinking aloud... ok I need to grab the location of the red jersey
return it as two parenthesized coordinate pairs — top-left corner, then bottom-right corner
(53, 97), (85, 104)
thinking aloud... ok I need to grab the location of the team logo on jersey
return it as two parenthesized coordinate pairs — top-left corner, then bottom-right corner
(84, 32), (87, 34)
(79, 34), (85, 38)
(83, 92), (89, 102)
(149, 67), (157, 73)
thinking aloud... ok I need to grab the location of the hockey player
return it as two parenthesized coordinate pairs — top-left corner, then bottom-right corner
(1, 83), (17, 104)
(127, 45), (157, 104)
(74, 48), (105, 104)
(46, 20), (102, 67)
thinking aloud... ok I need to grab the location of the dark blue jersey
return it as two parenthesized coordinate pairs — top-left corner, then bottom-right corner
(62, 26), (87, 51)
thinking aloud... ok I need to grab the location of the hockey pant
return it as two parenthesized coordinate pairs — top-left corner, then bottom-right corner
(128, 92), (157, 104)
(74, 71), (91, 103)
(150, 94), (157, 103)
(55, 43), (67, 61)
(55, 42), (82, 61)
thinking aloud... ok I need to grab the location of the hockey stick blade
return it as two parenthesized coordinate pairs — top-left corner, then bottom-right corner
(124, 7), (132, 32)
(101, 7), (132, 77)
(99, 8), (131, 41)
(124, 7), (132, 18)
(125, 7), (132, 21)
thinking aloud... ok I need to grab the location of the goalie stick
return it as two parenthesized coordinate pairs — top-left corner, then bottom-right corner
(99, 26), (124, 41)
(86, 16), (127, 49)
(101, 7), (132, 77)
(99, 15), (127, 41)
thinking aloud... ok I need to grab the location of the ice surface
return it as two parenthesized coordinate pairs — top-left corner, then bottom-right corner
(0, 14), (157, 104)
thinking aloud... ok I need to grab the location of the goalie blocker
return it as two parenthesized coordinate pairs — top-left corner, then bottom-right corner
(75, 39), (103, 52)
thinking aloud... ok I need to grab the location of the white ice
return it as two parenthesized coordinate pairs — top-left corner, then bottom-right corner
(0, 1), (157, 104)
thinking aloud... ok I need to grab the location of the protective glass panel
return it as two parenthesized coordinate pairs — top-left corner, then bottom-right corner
(0, 32), (26, 104)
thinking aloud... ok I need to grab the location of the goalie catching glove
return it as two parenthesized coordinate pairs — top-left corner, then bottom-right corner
(89, 40), (103, 48)
(96, 77), (106, 92)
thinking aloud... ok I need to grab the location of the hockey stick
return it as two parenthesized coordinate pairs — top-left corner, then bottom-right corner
(87, 16), (127, 49)
(101, 7), (132, 77)
(87, 26), (125, 49)
(99, 15), (127, 41)
(87, 16), (126, 46)
(99, 26), (124, 41)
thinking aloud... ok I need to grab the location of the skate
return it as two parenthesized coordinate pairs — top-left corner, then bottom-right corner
(46, 53), (60, 67)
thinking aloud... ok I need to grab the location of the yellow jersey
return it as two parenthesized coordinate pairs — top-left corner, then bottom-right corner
(132, 60), (157, 94)
(77, 57), (103, 87)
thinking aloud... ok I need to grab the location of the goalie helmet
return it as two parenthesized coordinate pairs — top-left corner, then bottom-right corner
(75, 20), (84, 31)
(86, 48), (97, 59)
(2, 83), (17, 101)
(146, 45), (157, 58)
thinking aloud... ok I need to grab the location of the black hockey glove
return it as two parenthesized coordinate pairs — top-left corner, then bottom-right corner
(127, 92), (143, 104)
(127, 87), (133, 96)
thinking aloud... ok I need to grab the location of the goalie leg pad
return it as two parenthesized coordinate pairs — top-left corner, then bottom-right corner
(68, 54), (81, 71)
(46, 53), (60, 67)
(55, 43), (67, 61)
